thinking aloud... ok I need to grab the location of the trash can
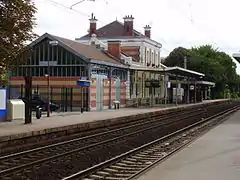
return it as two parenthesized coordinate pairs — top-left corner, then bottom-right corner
(113, 101), (120, 110)
(36, 106), (42, 119)
(7, 99), (25, 121)
(80, 107), (84, 113)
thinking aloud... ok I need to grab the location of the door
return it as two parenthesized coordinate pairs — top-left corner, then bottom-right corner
(115, 78), (121, 102)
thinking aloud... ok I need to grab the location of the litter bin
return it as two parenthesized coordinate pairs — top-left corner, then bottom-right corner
(36, 106), (42, 119)
(113, 101), (120, 110)
(7, 99), (25, 121)
(80, 107), (84, 113)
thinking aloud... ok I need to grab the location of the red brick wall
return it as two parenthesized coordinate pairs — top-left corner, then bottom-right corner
(10, 77), (127, 110)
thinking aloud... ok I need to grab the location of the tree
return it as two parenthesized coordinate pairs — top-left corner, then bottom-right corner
(0, 0), (37, 87)
(164, 44), (239, 98)
(163, 47), (188, 67)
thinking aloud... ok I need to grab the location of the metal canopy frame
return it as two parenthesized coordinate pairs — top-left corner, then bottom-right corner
(232, 53), (240, 63)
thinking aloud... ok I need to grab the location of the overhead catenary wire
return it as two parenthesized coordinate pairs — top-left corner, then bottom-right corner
(40, 0), (173, 53)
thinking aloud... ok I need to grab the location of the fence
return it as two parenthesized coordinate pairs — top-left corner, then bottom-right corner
(9, 85), (89, 112)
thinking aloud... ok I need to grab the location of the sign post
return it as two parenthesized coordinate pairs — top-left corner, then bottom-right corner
(76, 77), (91, 113)
(0, 88), (7, 122)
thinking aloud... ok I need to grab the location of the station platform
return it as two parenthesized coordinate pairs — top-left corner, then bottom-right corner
(137, 109), (240, 180)
(0, 99), (228, 143)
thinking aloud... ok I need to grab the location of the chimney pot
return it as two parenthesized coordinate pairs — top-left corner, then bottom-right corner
(123, 15), (134, 36)
(144, 25), (151, 38)
(89, 13), (97, 36)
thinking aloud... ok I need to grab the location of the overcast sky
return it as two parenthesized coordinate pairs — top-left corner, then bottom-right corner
(34, 0), (240, 73)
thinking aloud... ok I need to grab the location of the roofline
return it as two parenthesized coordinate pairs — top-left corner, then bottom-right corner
(129, 66), (205, 77)
(164, 66), (205, 77)
(29, 33), (89, 62)
(76, 36), (162, 48)
(196, 80), (215, 86)
(129, 66), (164, 72)
(76, 20), (162, 47)
(90, 59), (129, 69)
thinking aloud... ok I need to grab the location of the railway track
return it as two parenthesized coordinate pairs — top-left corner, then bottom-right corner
(63, 104), (240, 180)
(0, 105), (196, 156)
(0, 101), (236, 179)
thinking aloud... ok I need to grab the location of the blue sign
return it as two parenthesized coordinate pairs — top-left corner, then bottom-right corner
(0, 88), (7, 122)
(76, 80), (90, 87)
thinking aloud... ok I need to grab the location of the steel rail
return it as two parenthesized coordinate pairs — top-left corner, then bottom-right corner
(62, 105), (240, 180)
(0, 108), (203, 176)
(0, 107), (199, 160)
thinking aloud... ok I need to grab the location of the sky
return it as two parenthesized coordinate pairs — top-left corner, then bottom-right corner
(34, 0), (240, 73)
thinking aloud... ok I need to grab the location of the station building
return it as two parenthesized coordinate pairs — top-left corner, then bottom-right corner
(9, 33), (129, 111)
(9, 14), (215, 111)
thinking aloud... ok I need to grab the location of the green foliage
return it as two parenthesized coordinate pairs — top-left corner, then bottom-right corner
(0, 0), (37, 86)
(163, 47), (188, 67)
(164, 44), (240, 98)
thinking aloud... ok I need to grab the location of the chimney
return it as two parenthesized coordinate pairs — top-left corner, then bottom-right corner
(89, 13), (97, 36)
(108, 41), (121, 58)
(123, 15), (134, 36)
(144, 25), (151, 38)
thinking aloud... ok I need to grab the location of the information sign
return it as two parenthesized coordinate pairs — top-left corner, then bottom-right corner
(0, 88), (7, 122)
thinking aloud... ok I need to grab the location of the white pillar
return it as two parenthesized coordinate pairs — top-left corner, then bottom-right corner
(126, 70), (130, 99)
(205, 87), (208, 99)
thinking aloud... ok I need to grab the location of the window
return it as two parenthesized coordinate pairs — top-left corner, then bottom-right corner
(147, 51), (150, 64)
(62, 67), (66, 76)
(152, 52), (154, 64)
(71, 54), (75, 64)
(35, 67), (39, 76)
(66, 66), (71, 76)
(58, 66), (62, 77)
(25, 67), (31, 76)
(53, 66), (58, 76)
(17, 67), (22, 76)
(39, 43), (44, 61)
(31, 67), (35, 77)
(53, 46), (57, 61)
(72, 66), (76, 76)
(62, 50), (66, 64)
(58, 47), (62, 65)
(156, 53), (158, 65)
(158, 52), (161, 64)
(81, 67), (85, 76)
(39, 67), (44, 76)
(50, 67), (54, 76)
(36, 47), (39, 65)
(44, 42), (48, 61)
(76, 66), (81, 76)
(31, 51), (35, 65)
(66, 52), (70, 64)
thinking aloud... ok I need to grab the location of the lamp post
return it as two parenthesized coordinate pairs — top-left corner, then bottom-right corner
(46, 40), (58, 117)
(199, 76), (203, 101)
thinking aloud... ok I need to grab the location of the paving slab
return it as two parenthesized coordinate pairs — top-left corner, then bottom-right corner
(0, 99), (228, 142)
(137, 108), (240, 180)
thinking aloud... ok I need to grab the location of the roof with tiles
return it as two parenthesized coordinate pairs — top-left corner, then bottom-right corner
(78, 20), (144, 40)
(31, 33), (123, 66)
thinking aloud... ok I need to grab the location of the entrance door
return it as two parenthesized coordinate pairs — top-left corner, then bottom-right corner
(115, 78), (121, 102)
